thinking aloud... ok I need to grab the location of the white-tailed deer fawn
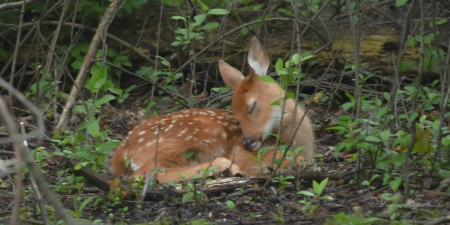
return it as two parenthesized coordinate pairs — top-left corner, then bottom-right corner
(110, 37), (315, 183)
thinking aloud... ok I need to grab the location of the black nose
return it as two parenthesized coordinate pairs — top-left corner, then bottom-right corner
(243, 137), (254, 151)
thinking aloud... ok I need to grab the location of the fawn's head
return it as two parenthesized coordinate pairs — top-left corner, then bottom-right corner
(219, 37), (283, 152)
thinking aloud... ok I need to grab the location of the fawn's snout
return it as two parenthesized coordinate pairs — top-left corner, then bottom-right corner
(243, 137), (262, 152)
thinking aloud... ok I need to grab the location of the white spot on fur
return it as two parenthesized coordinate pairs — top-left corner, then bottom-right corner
(139, 131), (146, 135)
(223, 122), (229, 126)
(164, 124), (174, 132)
(188, 122), (193, 125)
(130, 161), (141, 171)
(185, 136), (192, 141)
(129, 131), (133, 134)
(204, 128), (210, 132)
(138, 138), (144, 143)
(222, 132), (227, 139)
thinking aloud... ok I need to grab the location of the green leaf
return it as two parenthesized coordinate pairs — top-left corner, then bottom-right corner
(194, 14), (206, 24)
(407, 35), (415, 47)
(79, 196), (96, 214)
(74, 164), (82, 170)
(171, 16), (187, 21)
(291, 53), (299, 65)
(389, 177), (402, 191)
(300, 54), (314, 62)
(395, 0), (408, 7)
(377, 106), (388, 120)
(91, 67), (107, 90)
(380, 129), (390, 141)
(321, 195), (334, 200)
(87, 120), (101, 138)
(227, 200), (235, 210)
(275, 58), (283, 75)
(108, 88), (123, 96)
(430, 19), (447, 27)
(316, 177), (328, 196)
(342, 102), (354, 111)
(255, 76), (276, 84)
(182, 192), (193, 203)
(442, 137), (450, 147)
(375, 97), (381, 107)
(297, 190), (315, 197)
(401, 61), (413, 72)
(207, 9), (230, 15)
(384, 92), (391, 101)
(240, 27), (249, 36)
(94, 95), (115, 108)
(74, 105), (87, 114)
(345, 92), (354, 101)
(201, 22), (219, 30)
(97, 140), (121, 153)
(185, 150), (197, 159)
(197, 0), (209, 11)
(365, 136), (381, 142)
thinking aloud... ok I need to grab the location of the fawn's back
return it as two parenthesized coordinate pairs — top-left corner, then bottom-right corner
(110, 109), (243, 176)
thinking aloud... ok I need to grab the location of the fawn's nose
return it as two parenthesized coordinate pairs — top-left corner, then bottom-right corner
(243, 137), (262, 152)
(243, 137), (254, 150)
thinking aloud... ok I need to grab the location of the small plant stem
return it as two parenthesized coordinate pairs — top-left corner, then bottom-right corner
(150, 1), (164, 112)
(154, 122), (160, 181)
(404, 0), (423, 199)
(346, 0), (362, 190)
(289, 0), (301, 174)
(43, 0), (72, 77)
(430, 38), (450, 172)
(9, 0), (27, 115)
(389, 0), (417, 132)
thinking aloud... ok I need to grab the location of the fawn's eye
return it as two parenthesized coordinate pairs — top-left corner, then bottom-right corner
(249, 101), (257, 114)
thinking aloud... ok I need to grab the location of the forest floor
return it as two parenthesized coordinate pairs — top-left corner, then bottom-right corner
(0, 101), (448, 225)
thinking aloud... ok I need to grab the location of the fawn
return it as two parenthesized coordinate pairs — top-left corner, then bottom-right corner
(110, 37), (315, 183)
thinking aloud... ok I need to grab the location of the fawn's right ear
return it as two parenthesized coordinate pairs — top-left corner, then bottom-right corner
(219, 60), (244, 91)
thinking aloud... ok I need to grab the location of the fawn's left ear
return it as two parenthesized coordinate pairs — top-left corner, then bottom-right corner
(219, 60), (244, 91)
(248, 37), (270, 77)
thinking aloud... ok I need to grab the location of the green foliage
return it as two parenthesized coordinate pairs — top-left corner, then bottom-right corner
(171, 7), (230, 49)
(274, 53), (314, 89)
(324, 212), (384, 225)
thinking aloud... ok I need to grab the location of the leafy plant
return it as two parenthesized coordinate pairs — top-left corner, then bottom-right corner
(171, 4), (230, 49)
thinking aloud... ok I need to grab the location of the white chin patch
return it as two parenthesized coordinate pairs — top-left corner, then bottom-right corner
(249, 141), (262, 152)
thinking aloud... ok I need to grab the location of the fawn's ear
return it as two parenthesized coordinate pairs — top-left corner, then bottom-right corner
(248, 37), (270, 77)
(219, 60), (244, 90)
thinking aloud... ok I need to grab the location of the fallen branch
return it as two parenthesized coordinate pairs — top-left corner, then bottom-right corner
(0, 0), (35, 11)
(63, 159), (348, 201)
(54, 0), (124, 136)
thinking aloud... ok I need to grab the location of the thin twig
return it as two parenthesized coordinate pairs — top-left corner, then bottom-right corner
(54, 0), (124, 136)
(19, 123), (50, 225)
(0, 0), (35, 10)
(172, 17), (328, 75)
(404, 0), (421, 199)
(0, 99), (74, 225)
(9, 0), (27, 115)
(262, 13), (360, 190)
